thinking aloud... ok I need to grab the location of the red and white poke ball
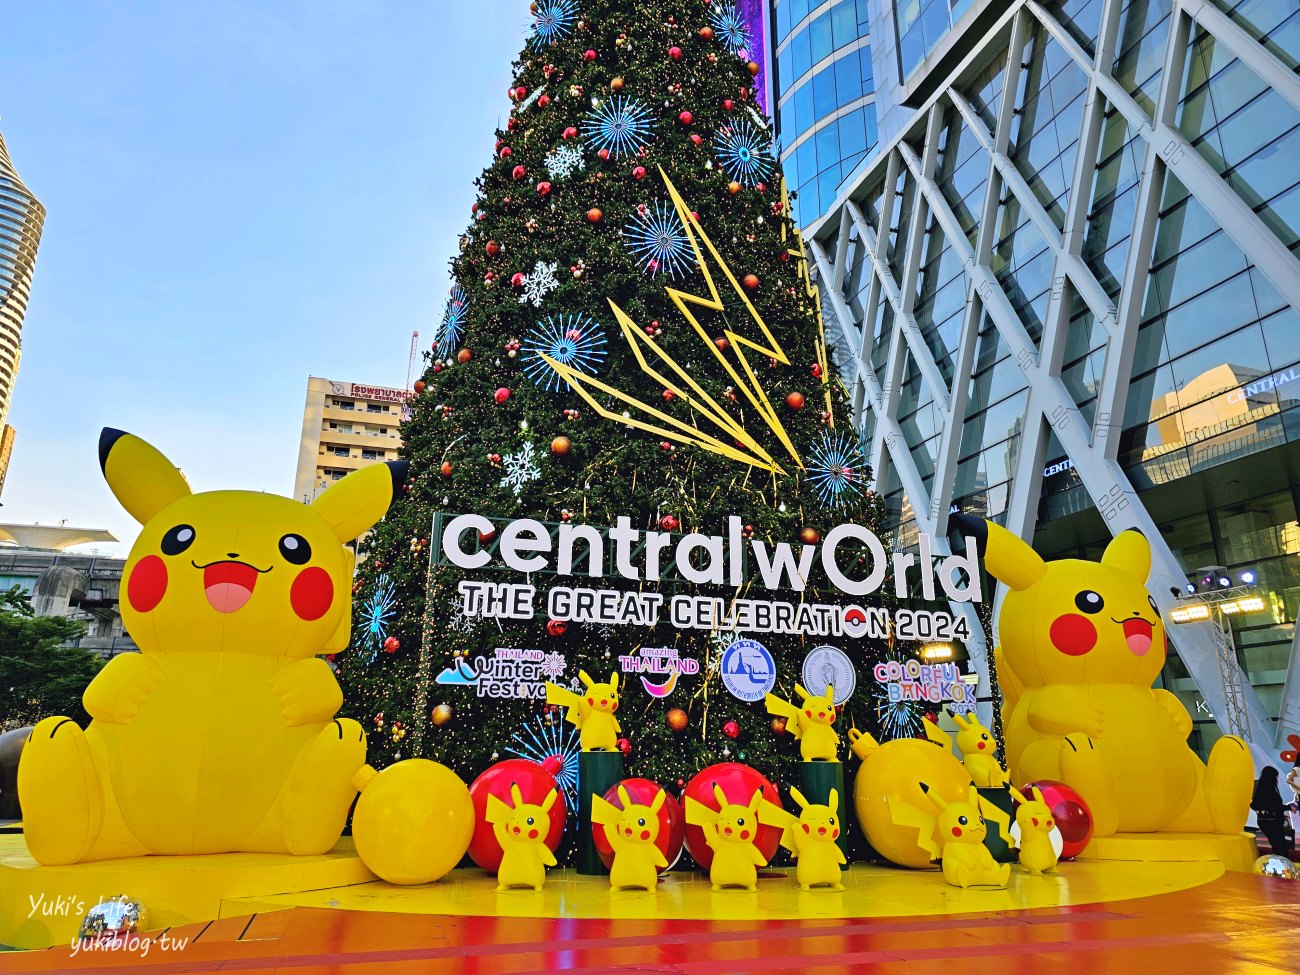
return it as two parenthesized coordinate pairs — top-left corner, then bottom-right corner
(1020, 780), (1094, 859)
(592, 777), (685, 872)
(546, 618), (568, 637)
(842, 606), (870, 639)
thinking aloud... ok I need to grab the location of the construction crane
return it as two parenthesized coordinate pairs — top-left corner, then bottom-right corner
(405, 330), (420, 391)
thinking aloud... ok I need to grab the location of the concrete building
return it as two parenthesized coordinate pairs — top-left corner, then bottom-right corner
(771, 0), (879, 220)
(0, 132), (47, 497)
(293, 377), (410, 504)
(794, 0), (1300, 762)
(0, 524), (135, 657)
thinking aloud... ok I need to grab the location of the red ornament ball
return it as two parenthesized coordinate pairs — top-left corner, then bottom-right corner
(511, 164), (526, 180)
(786, 391), (806, 410)
(722, 98), (735, 110)
(633, 165), (647, 179)
(413, 380), (427, 393)
(485, 240), (501, 256)
(537, 181), (552, 196)
(699, 25), (714, 40)
(514, 85), (528, 101)
(1021, 780), (1094, 859)
(551, 435), (571, 456)
(583, 49), (597, 61)
(617, 737), (632, 757)
(587, 207), (604, 222)
(659, 514), (679, 532)
(678, 110), (693, 125)
(382, 636), (400, 654)
(457, 348), (472, 364)
(714, 336), (730, 351)
(494, 387), (511, 404)
(546, 618), (568, 637)
(592, 778), (685, 872)
(810, 362), (823, 378)
(742, 273), (759, 290)
(800, 527), (821, 545)
(510, 271), (526, 287)
(723, 720), (740, 740)
(666, 708), (688, 733)
(562, 125), (578, 139)
(682, 764), (784, 869)
(440, 461), (452, 477)
(690, 133), (703, 145)
(499, 146), (512, 159)
(468, 760), (565, 872)
(537, 94), (550, 108)
(669, 45), (682, 59)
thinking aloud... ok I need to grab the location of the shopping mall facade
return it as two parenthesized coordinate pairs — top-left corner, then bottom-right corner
(767, 0), (1300, 761)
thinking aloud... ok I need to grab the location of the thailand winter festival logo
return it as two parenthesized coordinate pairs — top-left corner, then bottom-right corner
(720, 638), (775, 702)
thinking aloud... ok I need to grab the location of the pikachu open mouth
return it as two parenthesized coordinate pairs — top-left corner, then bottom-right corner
(200, 561), (263, 613)
(1121, 617), (1154, 656)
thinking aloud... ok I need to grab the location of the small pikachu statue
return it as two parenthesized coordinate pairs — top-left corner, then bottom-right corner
(920, 783), (1011, 889)
(591, 785), (669, 891)
(685, 785), (784, 891)
(486, 783), (559, 892)
(776, 787), (847, 891)
(765, 684), (840, 762)
(545, 672), (621, 751)
(1008, 785), (1061, 876)
(950, 711), (1008, 788)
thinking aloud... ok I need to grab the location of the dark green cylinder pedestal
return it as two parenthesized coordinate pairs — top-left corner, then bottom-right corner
(800, 761), (849, 861)
(979, 786), (1017, 863)
(578, 750), (624, 875)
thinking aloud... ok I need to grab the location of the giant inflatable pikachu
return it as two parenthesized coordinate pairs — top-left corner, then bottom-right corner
(954, 515), (1252, 838)
(18, 429), (404, 864)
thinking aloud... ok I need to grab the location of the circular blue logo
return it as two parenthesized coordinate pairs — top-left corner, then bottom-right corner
(720, 638), (776, 702)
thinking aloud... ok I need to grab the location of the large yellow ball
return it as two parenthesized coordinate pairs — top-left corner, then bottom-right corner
(853, 738), (972, 868)
(352, 759), (474, 885)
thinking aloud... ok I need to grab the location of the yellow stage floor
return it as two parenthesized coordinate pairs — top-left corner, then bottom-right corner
(224, 857), (1226, 923)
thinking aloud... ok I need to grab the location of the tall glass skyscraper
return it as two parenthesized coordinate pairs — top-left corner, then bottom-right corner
(771, 0), (879, 221)
(0, 131), (45, 491)
(793, 0), (1300, 763)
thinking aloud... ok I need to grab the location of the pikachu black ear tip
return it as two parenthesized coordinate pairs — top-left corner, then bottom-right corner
(384, 461), (409, 507)
(98, 428), (129, 474)
(949, 514), (987, 553)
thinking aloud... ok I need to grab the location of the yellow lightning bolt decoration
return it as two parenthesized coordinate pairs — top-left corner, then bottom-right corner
(543, 168), (803, 473)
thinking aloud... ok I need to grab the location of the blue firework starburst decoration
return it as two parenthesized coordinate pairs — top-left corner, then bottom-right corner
(506, 714), (581, 810)
(710, 3), (752, 55)
(808, 431), (869, 507)
(529, 0), (578, 47)
(356, 574), (398, 663)
(623, 200), (695, 278)
(435, 286), (467, 360)
(874, 682), (927, 740)
(522, 314), (608, 392)
(716, 119), (774, 188)
(582, 96), (655, 159)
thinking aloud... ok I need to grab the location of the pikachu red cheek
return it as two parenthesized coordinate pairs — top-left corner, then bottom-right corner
(290, 567), (334, 621)
(127, 555), (167, 612)
(1049, 613), (1097, 656)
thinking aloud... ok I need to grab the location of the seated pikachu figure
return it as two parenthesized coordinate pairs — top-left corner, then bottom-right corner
(949, 711), (1008, 788)
(772, 787), (847, 891)
(685, 785), (785, 891)
(17, 429), (403, 864)
(901, 784), (1010, 889)
(952, 515), (1253, 838)
(765, 684), (840, 762)
(487, 784), (560, 892)
(546, 672), (620, 751)
(591, 785), (669, 891)
(1008, 785), (1061, 876)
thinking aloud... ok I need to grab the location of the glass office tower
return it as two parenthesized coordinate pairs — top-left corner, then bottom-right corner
(802, 0), (1300, 761)
(771, 0), (879, 221)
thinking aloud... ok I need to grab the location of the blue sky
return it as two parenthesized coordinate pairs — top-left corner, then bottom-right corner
(0, 0), (523, 554)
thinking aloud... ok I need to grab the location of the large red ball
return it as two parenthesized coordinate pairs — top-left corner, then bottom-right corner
(682, 763), (783, 869)
(593, 778), (685, 872)
(468, 759), (566, 872)
(1022, 779), (1093, 859)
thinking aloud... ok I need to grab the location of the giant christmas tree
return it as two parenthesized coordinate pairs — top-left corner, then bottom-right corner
(339, 0), (893, 809)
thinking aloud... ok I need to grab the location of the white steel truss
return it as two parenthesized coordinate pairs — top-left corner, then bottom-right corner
(805, 0), (1300, 761)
